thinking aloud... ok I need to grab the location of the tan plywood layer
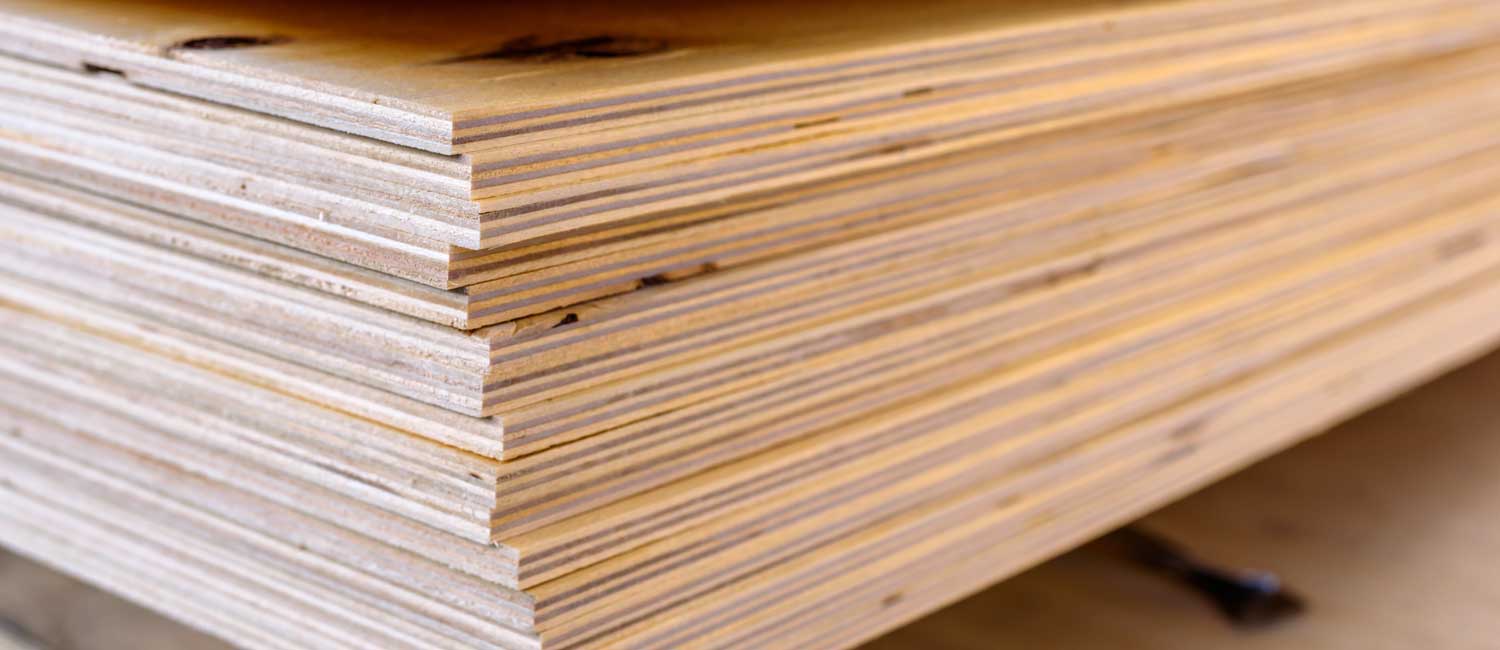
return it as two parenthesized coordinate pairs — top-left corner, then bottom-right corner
(5, 245), (1500, 648)
(3, 4), (1500, 649)
(0, 0), (1491, 257)
(2, 47), (1495, 436)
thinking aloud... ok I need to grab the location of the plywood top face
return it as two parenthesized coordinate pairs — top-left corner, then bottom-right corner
(0, 0), (1146, 152)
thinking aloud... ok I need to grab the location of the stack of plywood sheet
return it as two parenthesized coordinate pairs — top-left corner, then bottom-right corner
(2, 1), (1500, 648)
(866, 345), (1500, 650)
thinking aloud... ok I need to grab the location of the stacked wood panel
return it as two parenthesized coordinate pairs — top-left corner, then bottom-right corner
(1, 1), (1499, 648)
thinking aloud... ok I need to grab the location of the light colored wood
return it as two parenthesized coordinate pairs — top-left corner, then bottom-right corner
(2, 4), (1500, 649)
(2, 48), (1496, 429)
(0, 0), (1419, 152)
(0, 0), (1491, 257)
(862, 347), (1500, 650)
(3, 157), (1499, 637)
(6, 241), (1500, 648)
(1, 108), (1494, 559)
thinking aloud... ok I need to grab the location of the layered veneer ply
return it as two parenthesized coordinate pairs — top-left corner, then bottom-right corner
(0, 0), (1492, 256)
(2, 2), (1500, 649)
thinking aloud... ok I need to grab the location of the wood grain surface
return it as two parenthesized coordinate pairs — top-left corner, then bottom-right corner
(7, 316), (1500, 648)
(1, 0), (1491, 256)
(863, 346), (1500, 650)
(4, 2), (1500, 649)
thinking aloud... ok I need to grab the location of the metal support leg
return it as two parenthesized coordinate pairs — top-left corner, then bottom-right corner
(1112, 526), (1306, 628)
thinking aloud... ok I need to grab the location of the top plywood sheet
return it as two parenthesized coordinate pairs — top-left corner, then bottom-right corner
(5, 0), (1492, 256)
(0, 0), (1166, 153)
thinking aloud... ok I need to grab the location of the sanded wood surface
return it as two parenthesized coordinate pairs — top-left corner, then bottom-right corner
(0, 0), (1491, 257)
(0, 0), (1369, 152)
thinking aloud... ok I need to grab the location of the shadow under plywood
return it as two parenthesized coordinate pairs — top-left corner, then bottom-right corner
(864, 345), (1500, 650)
(0, 549), (228, 650)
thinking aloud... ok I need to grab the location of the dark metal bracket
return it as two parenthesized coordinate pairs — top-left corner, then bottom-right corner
(1113, 526), (1307, 628)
